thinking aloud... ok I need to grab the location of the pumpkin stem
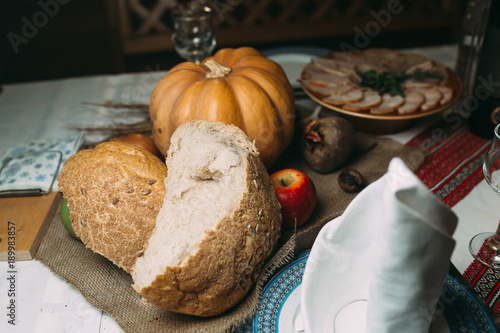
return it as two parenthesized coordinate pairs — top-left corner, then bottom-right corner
(204, 59), (232, 78)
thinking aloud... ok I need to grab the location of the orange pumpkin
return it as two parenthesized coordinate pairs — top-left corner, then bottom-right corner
(149, 47), (295, 168)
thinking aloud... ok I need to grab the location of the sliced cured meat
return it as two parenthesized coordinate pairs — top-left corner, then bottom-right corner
(405, 59), (435, 74)
(356, 63), (381, 74)
(436, 86), (453, 105)
(397, 91), (425, 114)
(362, 48), (427, 72)
(312, 58), (361, 83)
(323, 88), (363, 106)
(330, 50), (365, 65)
(362, 48), (399, 68)
(370, 93), (405, 114)
(401, 81), (435, 89)
(411, 88), (443, 111)
(312, 58), (350, 77)
(343, 90), (382, 111)
(434, 62), (449, 84)
(305, 50), (453, 116)
(331, 58), (357, 71)
(402, 78), (442, 87)
(405, 60), (448, 85)
(301, 80), (354, 96)
(301, 64), (351, 87)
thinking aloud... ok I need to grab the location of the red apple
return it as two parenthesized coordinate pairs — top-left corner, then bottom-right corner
(270, 169), (317, 228)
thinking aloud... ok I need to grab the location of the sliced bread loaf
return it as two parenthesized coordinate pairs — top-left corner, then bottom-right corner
(131, 119), (282, 317)
(57, 141), (168, 273)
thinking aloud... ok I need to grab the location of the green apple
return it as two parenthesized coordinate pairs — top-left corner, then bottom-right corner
(61, 198), (80, 240)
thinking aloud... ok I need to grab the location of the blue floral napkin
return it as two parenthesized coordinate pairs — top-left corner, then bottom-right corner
(0, 135), (84, 197)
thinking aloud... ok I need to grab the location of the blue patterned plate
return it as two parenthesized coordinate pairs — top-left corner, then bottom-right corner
(253, 250), (498, 333)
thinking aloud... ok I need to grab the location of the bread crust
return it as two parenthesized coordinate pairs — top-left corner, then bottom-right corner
(133, 152), (282, 317)
(58, 141), (168, 273)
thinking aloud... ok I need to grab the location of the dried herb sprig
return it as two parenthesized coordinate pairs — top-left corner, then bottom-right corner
(66, 119), (152, 134)
(81, 101), (149, 113)
(69, 101), (154, 149)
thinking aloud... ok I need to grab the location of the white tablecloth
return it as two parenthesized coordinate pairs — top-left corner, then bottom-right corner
(0, 45), (499, 333)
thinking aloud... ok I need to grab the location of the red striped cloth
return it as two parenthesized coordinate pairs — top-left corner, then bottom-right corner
(406, 118), (489, 207)
(463, 249), (500, 313)
(406, 117), (499, 314)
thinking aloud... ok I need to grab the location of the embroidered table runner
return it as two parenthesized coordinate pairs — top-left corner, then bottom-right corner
(405, 117), (500, 315)
(406, 118), (490, 208)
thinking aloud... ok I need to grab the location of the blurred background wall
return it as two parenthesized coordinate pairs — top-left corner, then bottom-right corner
(1, 0), (467, 84)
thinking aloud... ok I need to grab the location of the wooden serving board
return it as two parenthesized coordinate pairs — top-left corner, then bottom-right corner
(0, 191), (61, 261)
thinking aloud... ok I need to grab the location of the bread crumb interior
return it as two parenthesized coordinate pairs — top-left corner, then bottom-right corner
(132, 122), (255, 288)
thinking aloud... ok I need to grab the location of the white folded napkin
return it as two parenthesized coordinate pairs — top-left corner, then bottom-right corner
(0, 134), (83, 196)
(300, 157), (457, 333)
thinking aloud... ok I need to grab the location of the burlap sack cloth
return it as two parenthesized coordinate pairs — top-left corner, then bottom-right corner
(34, 133), (425, 333)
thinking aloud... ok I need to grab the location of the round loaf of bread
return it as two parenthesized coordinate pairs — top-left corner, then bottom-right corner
(131, 119), (282, 317)
(57, 141), (168, 273)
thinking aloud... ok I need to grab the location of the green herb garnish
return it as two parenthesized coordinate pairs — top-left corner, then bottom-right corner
(358, 69), (443, 97)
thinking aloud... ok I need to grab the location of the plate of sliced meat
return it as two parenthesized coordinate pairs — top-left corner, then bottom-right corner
(300, 48), (463, 133)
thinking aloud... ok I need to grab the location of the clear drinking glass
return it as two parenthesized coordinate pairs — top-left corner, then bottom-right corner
(469, 123), (500, 269)
(171, 2), (216, 64)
